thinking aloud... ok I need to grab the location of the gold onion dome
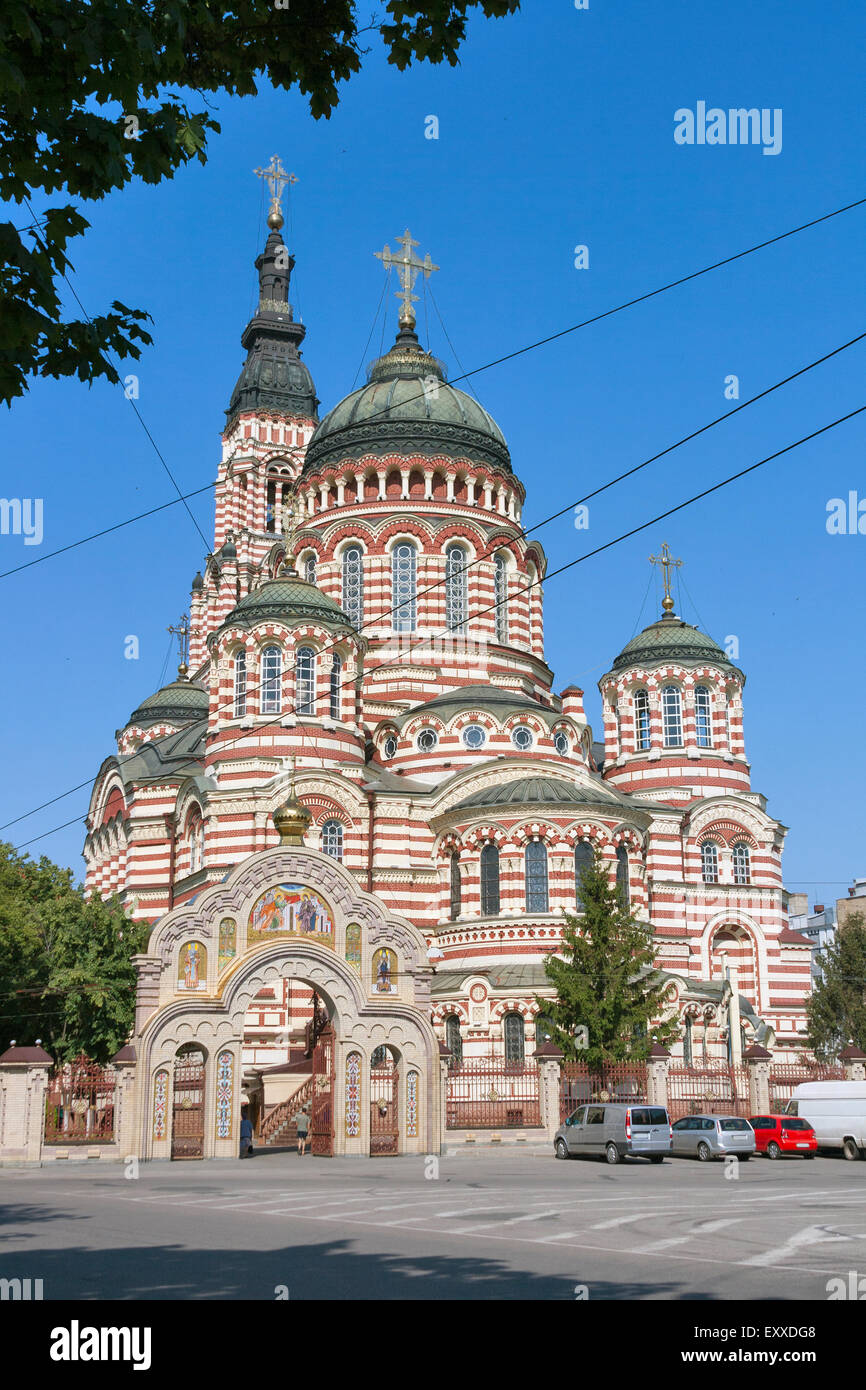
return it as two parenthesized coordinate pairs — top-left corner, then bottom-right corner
(273, 795), (312, 846)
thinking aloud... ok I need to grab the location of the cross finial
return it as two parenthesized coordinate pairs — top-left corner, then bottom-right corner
(167, 614), (190, 676)
(254, 155), (297, 231)
(649, 541), (682, 615)
(374, 228), (439, 331)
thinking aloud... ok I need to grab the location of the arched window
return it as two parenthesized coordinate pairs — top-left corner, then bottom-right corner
(725, 699), (733, 749)
(662, 685), (683, 747)
(732, 841), (751, 885)
(683, 1015), (694, 1068)
(445, 545), (468, 631)
(329, 654), (342, 720)
(188, 816), (204, 873)
(233, 649), (247, 718)
(303, 553), (316, 586)
(494, 553), (508, 643)
(480, 843), (500, 916)
(322, 819), (343, 861)
(445, 1014), (463, 1065)
(525, 841), (549, 913)
(341, 545), (364, 627)
(615, 844), (630, 904)
(694, 685), (713, 748)
(701, 841), (719, 884)
(504, 1012), (525, 1063)
(634, 689), (650, 750)
(449, 852), (461, 921)
(392, 542), (417, 632)
(535, 1014), (555, 1046)
(295, 646), (315, 716)
(261, 645), (282, 714)
(574, 840), (593, 907)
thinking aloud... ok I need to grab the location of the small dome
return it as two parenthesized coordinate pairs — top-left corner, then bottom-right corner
(303, 327), (510, 475)
(220, 573), (356, 634)
(126, 675), (208, 729)
(221, 536), (237, 560)
(191, 571), (204, 593)
(609, 614), (740, 676)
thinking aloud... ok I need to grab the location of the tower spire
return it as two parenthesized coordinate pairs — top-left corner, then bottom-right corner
(649, 541), (682, 616)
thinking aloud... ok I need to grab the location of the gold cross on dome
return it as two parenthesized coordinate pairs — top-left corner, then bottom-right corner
(374, 229), (439, 330)
(167, 613), (190, 675)
(649, 541), (682, 614)
(254, 155), (297, 228)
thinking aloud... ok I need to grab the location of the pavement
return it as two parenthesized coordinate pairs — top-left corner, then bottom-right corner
(1, 1148), (865, 1300)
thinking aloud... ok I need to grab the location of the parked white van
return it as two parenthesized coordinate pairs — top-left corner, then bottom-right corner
(785, 1081), (866, 1159)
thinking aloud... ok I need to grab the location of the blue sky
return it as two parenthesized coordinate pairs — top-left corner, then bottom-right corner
(2, 0), (864, 901)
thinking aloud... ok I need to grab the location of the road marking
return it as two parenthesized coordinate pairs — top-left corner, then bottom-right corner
(591, 1212), (654, 1230)
(742, 1224), (856, 1267)
(449, 1208), (561, 1234)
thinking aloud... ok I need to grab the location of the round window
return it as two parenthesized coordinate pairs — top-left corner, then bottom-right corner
(554, 731), (569, 756)
(383, 736), (397, 759)
(462, 724), (486, 749)
(511, 725), (533, 750)
(417, 728), (438, 752)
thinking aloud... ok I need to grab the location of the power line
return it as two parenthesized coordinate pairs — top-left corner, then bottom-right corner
(13, 401), (864, 854)
(5, 194), (864, 583)
(5, 328), (860, 835)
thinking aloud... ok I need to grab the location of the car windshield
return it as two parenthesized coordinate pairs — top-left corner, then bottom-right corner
(782, 1117), (813, 1131)
(719, 1118), (752, 1131)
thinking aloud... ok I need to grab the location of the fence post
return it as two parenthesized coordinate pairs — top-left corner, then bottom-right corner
(647, 1044), (670, 1108)
(535, 1041), (563, 1141)
(745, 1044), (772, 1113)
(438, 1042), (450, 1152)
(0, 1044), (53, 1164)
(111, 1044), (138, 1163)
(840, 1044), (866, 1082)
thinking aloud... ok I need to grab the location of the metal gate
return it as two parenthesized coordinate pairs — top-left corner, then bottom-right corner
(559, 1061), (647, 1123)
(310, 1023), (335, 1157)
(44, 1055), (116, 1144)
(667, 1060), (750, 1121)
(171, 1050), (206, 1159)
(370, 1061), (399, 1155)
(769, 1061), (845, 1111)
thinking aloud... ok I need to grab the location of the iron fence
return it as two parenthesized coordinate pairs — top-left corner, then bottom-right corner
(559, 1060), (648, 1123)
(446, 1059), (541, 1129)
(667, 1060), (750, 1120)
(769, 1060), (845, 1111)
(44, 1055), (116, 1144)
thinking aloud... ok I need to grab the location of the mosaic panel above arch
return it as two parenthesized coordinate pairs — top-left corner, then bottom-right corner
(248, 883), (335, 949)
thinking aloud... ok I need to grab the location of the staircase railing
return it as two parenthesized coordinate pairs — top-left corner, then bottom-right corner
(260, 1076), (314, 1145)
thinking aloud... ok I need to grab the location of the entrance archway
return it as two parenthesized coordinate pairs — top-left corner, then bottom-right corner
(370, 1045), (400, 1156)
(171, 1044), (207, 1160)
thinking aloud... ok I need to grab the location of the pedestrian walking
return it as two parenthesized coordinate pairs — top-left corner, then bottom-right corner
(295, 1102), (310, 1156)
(240, 1110), (254, 1158)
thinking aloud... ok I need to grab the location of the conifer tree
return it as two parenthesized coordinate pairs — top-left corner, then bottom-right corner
(536, 845), (679, 1066)
(806, 912), (866, 1060)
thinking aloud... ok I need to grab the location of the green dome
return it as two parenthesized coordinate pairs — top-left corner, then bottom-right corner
(220, 574), (355, 634)
(303, 327), (511, 476)
(126, 676), (208, 729)
(609, 614), (739, 675)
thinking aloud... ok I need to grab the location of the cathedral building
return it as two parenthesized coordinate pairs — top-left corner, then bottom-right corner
(83, 191), (813, 1076)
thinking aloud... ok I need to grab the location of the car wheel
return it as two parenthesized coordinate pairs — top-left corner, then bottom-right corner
(648, 1155), (664, 1164)
(804, 1153), (816, 1159)
(766, 1141), (781, 1160)
(555, 1138), (570, 1161)
(605, 1142), (621, 1165)
(842, 1138), (862, 1161)
(738, 1155), (750, 1162)
(697, 1141), (712, 1162)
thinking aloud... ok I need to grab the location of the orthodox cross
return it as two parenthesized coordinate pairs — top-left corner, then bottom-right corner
(167, 613), (190, 675)
(374, 229), (439, 331)
(649, 541), (682, 614)
(254, 154), (297, 229)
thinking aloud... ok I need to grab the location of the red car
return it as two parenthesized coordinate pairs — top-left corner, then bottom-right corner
(749, 1114), (817, 1158)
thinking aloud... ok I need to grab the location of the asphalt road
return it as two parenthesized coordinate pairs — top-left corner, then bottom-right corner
(1, 1147), (865, 1300)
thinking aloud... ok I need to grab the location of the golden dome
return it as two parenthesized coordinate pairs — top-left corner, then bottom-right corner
(273, 795), (312, 846)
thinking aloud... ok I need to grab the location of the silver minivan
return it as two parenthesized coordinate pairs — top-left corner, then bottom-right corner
(670, 1113), (756, 1161)
(554, 1103), (672, 1164)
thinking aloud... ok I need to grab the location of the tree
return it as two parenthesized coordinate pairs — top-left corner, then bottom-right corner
(806, 912), (866, 1060)
(536, 846), (679, 1066)
(0, 0), (519, 405)
(0, 842), (150, 1060)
